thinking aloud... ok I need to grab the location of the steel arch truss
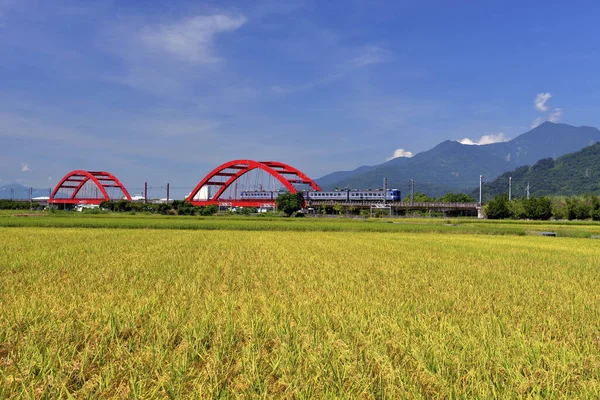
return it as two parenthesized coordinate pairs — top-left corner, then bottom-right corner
(50, 170), (132, 205)
(187, 159), (321, 206)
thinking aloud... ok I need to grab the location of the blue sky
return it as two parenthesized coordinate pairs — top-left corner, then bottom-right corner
(1, 0), (600, 197)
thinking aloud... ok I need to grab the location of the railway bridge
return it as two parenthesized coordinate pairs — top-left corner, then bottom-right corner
(48, 162), (483, 217)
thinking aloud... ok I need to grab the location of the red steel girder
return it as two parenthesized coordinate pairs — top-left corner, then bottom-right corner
(187, 159), (321, 205)
(50, 170), (132, 204)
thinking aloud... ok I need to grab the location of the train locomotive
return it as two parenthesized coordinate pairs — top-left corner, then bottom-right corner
(239, 189), (401, 202)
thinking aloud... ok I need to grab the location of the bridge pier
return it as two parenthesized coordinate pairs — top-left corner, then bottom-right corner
(477, 206), (484, 219)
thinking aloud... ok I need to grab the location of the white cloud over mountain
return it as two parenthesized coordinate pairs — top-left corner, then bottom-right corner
(459, 132), (508, 145)
(386, 148), (414, 160)
(549, 108), (563, 123)
(531, 93), (563, 128)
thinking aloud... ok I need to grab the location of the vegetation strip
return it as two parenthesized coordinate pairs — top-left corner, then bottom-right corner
(2, 212), (600, 238)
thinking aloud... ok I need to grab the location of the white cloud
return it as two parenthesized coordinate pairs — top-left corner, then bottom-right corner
(531, 107), (563, 128)
(530, 91), (562, 128)
(534, 92), (552, 112)
(530, 117), (544, 129)
(140, 14), (246, 64)
(21, 163), (30, 172)
(270, 73), (344, 95)
(459, 132), (509, 145)
(549, 108), (563, 122)
(386, 148), (414, 161)
(351, 46), (390, 68)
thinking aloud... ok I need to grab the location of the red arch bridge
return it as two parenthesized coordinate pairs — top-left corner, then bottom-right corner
(50, 170), (132, 205)
(187, 160), (321, 208)
(48, 160), (321, 207)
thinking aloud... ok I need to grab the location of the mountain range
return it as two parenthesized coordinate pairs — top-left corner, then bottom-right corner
(317, 122), (600, 197)
(477, 142), (600, 200)
(0, 183), (52, 200)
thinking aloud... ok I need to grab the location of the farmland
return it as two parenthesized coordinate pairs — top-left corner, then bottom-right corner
(3, 211), (600, 237)
(2, 217), (600, 397)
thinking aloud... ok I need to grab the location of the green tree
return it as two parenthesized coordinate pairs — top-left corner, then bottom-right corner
(320, 201), (327, 215)
(412, 192), (435, 202)
(566, 197), (590, 220)
(176, 202), (196, 216)
(590, 196), (600, 221)
(507, 198), (526, 219)
(115, 199), (132, 212)
(275, 192), (304, 216)
(551, 197), (568, 220)
(156, 203), (172, 215)
(333, 203), (343, 215)
(440, 192), (475, 203)
(484, 194), (510, 219)
(535, 197), (553, 220)
(99, 200), (113, 211)
(197, 204), (218, 216)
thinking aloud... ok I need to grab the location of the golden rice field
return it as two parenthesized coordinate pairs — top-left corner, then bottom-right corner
(2, 225), (600, 398)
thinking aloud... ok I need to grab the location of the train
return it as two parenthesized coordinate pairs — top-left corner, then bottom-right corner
(239, 189), (402, 202)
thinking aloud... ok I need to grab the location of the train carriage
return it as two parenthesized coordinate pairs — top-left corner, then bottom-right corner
(240, 189), (401, 202)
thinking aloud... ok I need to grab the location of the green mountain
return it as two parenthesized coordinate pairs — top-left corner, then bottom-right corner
(317, 122), (600, 197)
(477, 142), (600, 200)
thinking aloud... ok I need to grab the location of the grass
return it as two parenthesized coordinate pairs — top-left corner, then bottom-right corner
(2, 211), (600, 237)
(2, 226), (600, 397)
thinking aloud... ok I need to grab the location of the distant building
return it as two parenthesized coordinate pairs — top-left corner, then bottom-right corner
(189, 186), (211, 201)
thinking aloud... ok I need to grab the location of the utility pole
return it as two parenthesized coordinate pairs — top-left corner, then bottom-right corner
(10, 188), (14, 200)
(166, 183), (170, 203)
(29, 187), (33, 208)
(144, 182), (148, 203)
(479, 175), (483, 205)
(509, 176), (512, 201)
(383, 177), (387, 205)
(410, 179), (414, 204)
(526, 183), (530, 200)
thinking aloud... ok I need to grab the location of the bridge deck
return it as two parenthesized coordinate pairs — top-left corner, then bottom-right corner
(306, 200), (480, 211)
(189, 199), (480, 212)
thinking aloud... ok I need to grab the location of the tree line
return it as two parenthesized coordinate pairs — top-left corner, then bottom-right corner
(484, 194), (600, 220)
(97, 200), (220, 216)
(0, 200), (34, 210)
